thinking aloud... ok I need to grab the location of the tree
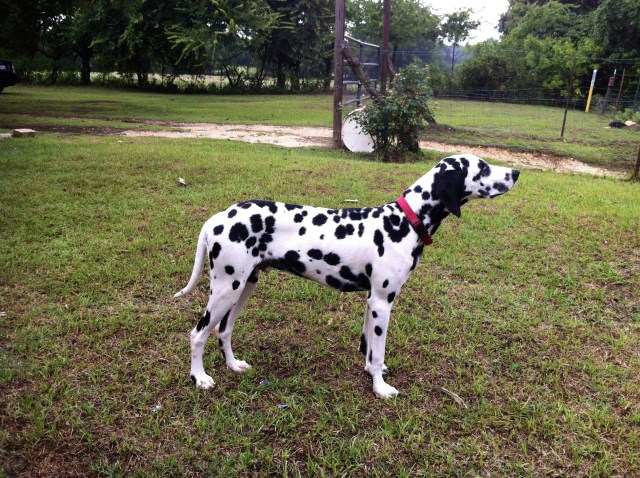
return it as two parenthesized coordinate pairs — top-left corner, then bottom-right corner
(440, 8), (480, 75)
(348, 0), (440, 64)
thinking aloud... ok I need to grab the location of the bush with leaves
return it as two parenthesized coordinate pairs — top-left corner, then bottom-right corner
(355, 63), (436, 162)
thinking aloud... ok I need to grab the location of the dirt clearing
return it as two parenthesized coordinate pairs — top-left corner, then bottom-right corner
(121, 122), (621, 177)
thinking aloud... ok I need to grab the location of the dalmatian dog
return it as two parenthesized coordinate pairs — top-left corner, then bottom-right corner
(174, 154), (519, 398)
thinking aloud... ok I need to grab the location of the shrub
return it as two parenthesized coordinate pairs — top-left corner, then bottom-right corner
(355, 63), (436, 162)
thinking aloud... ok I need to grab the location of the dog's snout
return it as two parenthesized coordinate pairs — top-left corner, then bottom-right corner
(511, 170), (520, 182)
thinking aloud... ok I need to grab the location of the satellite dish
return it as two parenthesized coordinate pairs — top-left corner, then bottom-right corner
(342, 108), (374, 153)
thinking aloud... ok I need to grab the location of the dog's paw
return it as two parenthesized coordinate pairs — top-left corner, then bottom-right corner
(227, 359), (252, 373)
(374, 382), (399, 399)
(191, 373), (215, 389)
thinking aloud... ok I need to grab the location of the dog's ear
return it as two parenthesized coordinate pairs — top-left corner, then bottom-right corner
(435, 170), (464, 218)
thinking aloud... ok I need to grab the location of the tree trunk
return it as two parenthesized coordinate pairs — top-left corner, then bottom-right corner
(342, 45), (379, 99)
(80, 52), (91, 85)
(451, 44), (457, 75)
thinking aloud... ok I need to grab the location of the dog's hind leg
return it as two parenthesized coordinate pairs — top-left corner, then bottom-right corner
(190, 286), (242, 388)
(215, 268), (261, 373)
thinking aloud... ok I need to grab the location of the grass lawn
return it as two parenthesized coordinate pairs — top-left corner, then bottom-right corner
(1, 85), (638, 171)
(1, 133), (639, 477)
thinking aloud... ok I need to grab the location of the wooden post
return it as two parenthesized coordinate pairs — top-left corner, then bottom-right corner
(333, 0), (345, 148)
(613, 68), (626, 114)
(380, 0), (391, 94)
(632, 145), (640, 181)
(561, 57), (576, 138)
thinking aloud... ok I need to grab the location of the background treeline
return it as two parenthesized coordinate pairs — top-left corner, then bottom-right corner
(0, 0), (638, 107)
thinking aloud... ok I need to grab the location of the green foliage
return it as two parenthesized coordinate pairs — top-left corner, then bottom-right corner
(347, 0), (440, 58)
(355, 64), (436, 162)
(614, 108), (640, 124)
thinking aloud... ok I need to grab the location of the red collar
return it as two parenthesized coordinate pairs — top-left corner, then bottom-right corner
(396, 196), (433, 246)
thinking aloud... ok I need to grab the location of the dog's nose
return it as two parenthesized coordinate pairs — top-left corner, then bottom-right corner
(511, 170), (520, 182)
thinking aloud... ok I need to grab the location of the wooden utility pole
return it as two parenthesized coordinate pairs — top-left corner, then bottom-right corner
(380, 0), (391, 94)
(613, 68), (626, 114)
(333, 0), (346, 148)
(561, 57), (576, 138)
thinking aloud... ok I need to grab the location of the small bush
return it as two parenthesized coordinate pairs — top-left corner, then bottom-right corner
(615, 108), (640, 124)
(355, 63), (436, 162)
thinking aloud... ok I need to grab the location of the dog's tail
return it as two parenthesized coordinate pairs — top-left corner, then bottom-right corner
(173, 226), (208, 298)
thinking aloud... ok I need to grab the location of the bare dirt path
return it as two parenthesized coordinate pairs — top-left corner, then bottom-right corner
(122, 122), (621, 177)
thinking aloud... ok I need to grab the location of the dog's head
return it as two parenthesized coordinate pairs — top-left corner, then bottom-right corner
(433, 154), (519, 218)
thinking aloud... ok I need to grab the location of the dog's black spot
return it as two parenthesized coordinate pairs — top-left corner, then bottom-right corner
(339, 265), (370, 291)
(325, 275), (343, 290)
(320, 235), (325, 240)
(335, 224), (355, 239)
(245, 200), (278, 214)
(298, 227), (306, 236)
(358, 223), (365, 237)
(374, 230), (385, 256)
(346, 209), (363, 221)
(413, 185), (423, 193)
(333, 215), (341, 224)
(264, 216), (276, 233)
(411, 244), (424, 271)
(191, 375), (196, 384)
(250, 214), (264, 233)
(387, 292), (396, 303)
(323, 253), (341, 266)
(383, 214), (410, 243)
(247, 269), (260, 283)
(374, 325), (383, 336)
(218, 309), (231, 333)
(228, 209), (237, 218)
(372, 207), (384, 219)
(285, 203), (302, 211)
(218, 338), (223, 347)
(267, 250), (307, 276)
(197, 310), (211, 332)
(213, 225), (224, 235)
(312, 213), (328, 226)
(225, 265), (235, 275)
(307, 249), (323, 260)
(232, 280), (240, 290)
(493, 182), (509, 193)
(372, 310), (378, 318)
(359, 333), (367, 356)
(229, 223), (250, 243)
(422, 191), (431, 201)
(368, 350), (372, 363)
(294, 213), (304, 223)
(382, 279), (389, 288)
(365, 263), (372, 277)
(245, 236), (257, 248)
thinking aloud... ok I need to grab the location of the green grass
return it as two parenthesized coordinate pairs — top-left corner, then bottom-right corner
(429, 99), (639, 171)
(1, 85), (638, 172)
(1, 134), (639, 477)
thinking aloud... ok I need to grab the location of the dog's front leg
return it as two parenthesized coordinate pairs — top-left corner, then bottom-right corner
(364, 292), (399, 399)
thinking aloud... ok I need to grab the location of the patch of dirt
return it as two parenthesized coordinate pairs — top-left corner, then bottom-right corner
(120, 122), (622, 177)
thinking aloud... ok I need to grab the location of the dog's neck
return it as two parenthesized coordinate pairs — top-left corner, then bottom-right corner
(401, 172), (452, 237)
